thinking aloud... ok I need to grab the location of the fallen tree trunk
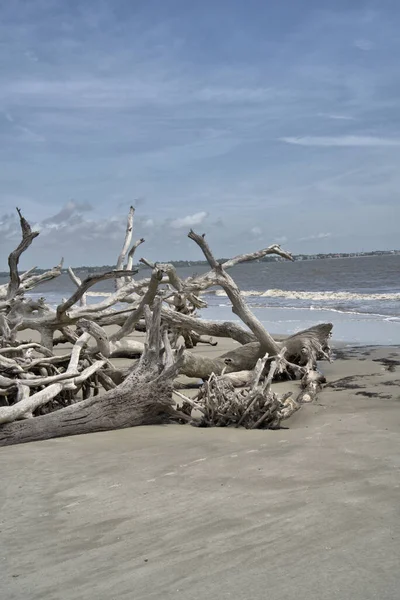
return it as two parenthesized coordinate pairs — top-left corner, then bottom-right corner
(0, 300), (184, 446)
(179, 323), (332, 379)
(0, 207), (333, 445)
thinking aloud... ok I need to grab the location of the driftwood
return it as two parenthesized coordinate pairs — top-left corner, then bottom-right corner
(0, 300), (185, 446)
(177, 348), (325, 430)
(0, 206), (333, 445)
(177, 353), (298, 429)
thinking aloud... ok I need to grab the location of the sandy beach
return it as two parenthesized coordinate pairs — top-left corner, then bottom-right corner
(1, 337), (400, 600)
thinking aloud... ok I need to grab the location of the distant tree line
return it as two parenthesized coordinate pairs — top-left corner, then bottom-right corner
(0, 249), (398, 277)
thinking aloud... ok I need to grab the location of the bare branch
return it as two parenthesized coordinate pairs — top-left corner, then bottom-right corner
(0, 314), (11, 339)
(7, 208), (40, 300)
(115, 206), (135, 289)
(0, 343), (53, 356)
(161, 306), (255, 345)
(20, 266), (38, 282)
(77, 319), (110, 357)
(0, 360), (106, 424)
(67, 267), (86, 306)
(187, 230), (220, 269)
(139, 257), (156, 269)
(222, 244), (294, 269)
(57, 270), (137, 318)
(188, 230), (280, 354)
(21, 259), (64, 293)
(125, 238), (145, 271)
(110, 268), (163, 342)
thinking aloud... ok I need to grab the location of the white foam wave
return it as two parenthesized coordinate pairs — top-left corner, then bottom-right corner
(204, 303), (400, 320)
(86, 291), (112, 297)
(212, 288), (400, 301)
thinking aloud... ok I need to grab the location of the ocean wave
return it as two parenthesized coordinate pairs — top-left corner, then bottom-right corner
(207, 303), (400, 320)
(210, 289), (400, 301)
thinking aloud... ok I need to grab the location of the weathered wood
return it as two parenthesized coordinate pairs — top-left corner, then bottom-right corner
(296, 369), (326, 403)
(186, 356), (301, 430)
(7, 208), (40, 300)
(0, 298), (183, 446)
(0, 205), (332, 444)
(57, 270), (137, 318)
(178, 323), (332, 380)
(20, 259), (64, 294)
(161, 306), (255, 345)
(188, 230), (282, 355)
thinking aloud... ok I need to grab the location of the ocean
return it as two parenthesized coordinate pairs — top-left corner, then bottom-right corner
(3, 254), (400, 345)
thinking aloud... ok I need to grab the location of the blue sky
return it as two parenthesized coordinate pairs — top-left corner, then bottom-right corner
(1, 0), (400, 267)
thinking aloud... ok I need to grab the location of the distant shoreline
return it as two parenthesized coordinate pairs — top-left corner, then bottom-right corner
(1, 249), (399, 276)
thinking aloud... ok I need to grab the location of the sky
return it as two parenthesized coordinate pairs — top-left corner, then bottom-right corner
(1, 0), (400, 268)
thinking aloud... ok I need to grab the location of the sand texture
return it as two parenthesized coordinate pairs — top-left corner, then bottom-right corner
(1, 343), (400, 599)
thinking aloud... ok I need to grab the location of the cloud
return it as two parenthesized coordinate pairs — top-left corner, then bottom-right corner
(299, 232), (332, 242)
(250, 226), (262, 237)
(354, 39), (374, 51)
(42, 200), (93, 225)
(0, 78), (282, 111)
(274, 235), (288, 244)
(1, 3), (400, 266)
(279, 136), (400, 148)
(0, 212), (19, 240)
(317, 113), (355, 121)
(170, 211), (208, 229)
(15, 125), (45, 143)
(142, 218), (154, 228)
(24, 50), (39, 62)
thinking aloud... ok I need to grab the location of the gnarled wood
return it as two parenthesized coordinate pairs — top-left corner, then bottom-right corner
(0, 298), (183, 446)
(0, 205), (332, 444)
(7, 208), (39, 300)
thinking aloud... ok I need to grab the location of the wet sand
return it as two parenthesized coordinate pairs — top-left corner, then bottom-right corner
(1, 342), (400, 599)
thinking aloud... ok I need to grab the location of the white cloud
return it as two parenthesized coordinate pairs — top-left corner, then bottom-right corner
(299, 232), (332, 242)
(15, 125), (45, 143)
(142, 218), (154, 228)
(250, 226), (262, 236)
(274, 235), (288, 244)
(354, 39), (374, 51)
(0, 78), (282, 111)
(43, 200), (93, 225)
(280, 136), (400, 147)
(24, 50), (39, 62)
(317, 113), (355, 121)
(170, 211), (208, 229)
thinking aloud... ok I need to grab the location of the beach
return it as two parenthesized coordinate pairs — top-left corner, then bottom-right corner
(2, 338), (400, 600)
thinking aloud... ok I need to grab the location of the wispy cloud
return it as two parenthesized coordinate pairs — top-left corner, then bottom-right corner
(250, 226), (262, 237)
(171, 211), (208, 229)
(280, 136), (400, 148)
(43, 200), (93, 225)
(354, 39), (374, 51)
(1, 2), (400, 265)
(24, 49), (39, 62)
(274, 235), (288, 244)
(317, 113), (355, 121)
(299, 232), (332, 242)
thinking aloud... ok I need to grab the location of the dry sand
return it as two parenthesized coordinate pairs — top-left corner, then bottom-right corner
(1, 340), (400, 599)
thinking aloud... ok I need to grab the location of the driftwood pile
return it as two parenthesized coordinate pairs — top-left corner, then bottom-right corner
(0, 206), (332, 446)
(176, 348), (326, 429)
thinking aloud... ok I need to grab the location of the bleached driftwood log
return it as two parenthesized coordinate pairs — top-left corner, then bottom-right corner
(0, 206), (332, 445)
(176, 353), (299, 429)
(0, 299), (186, 445)
(162, 230), (332, 379)
(176, 347), (326, 429)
